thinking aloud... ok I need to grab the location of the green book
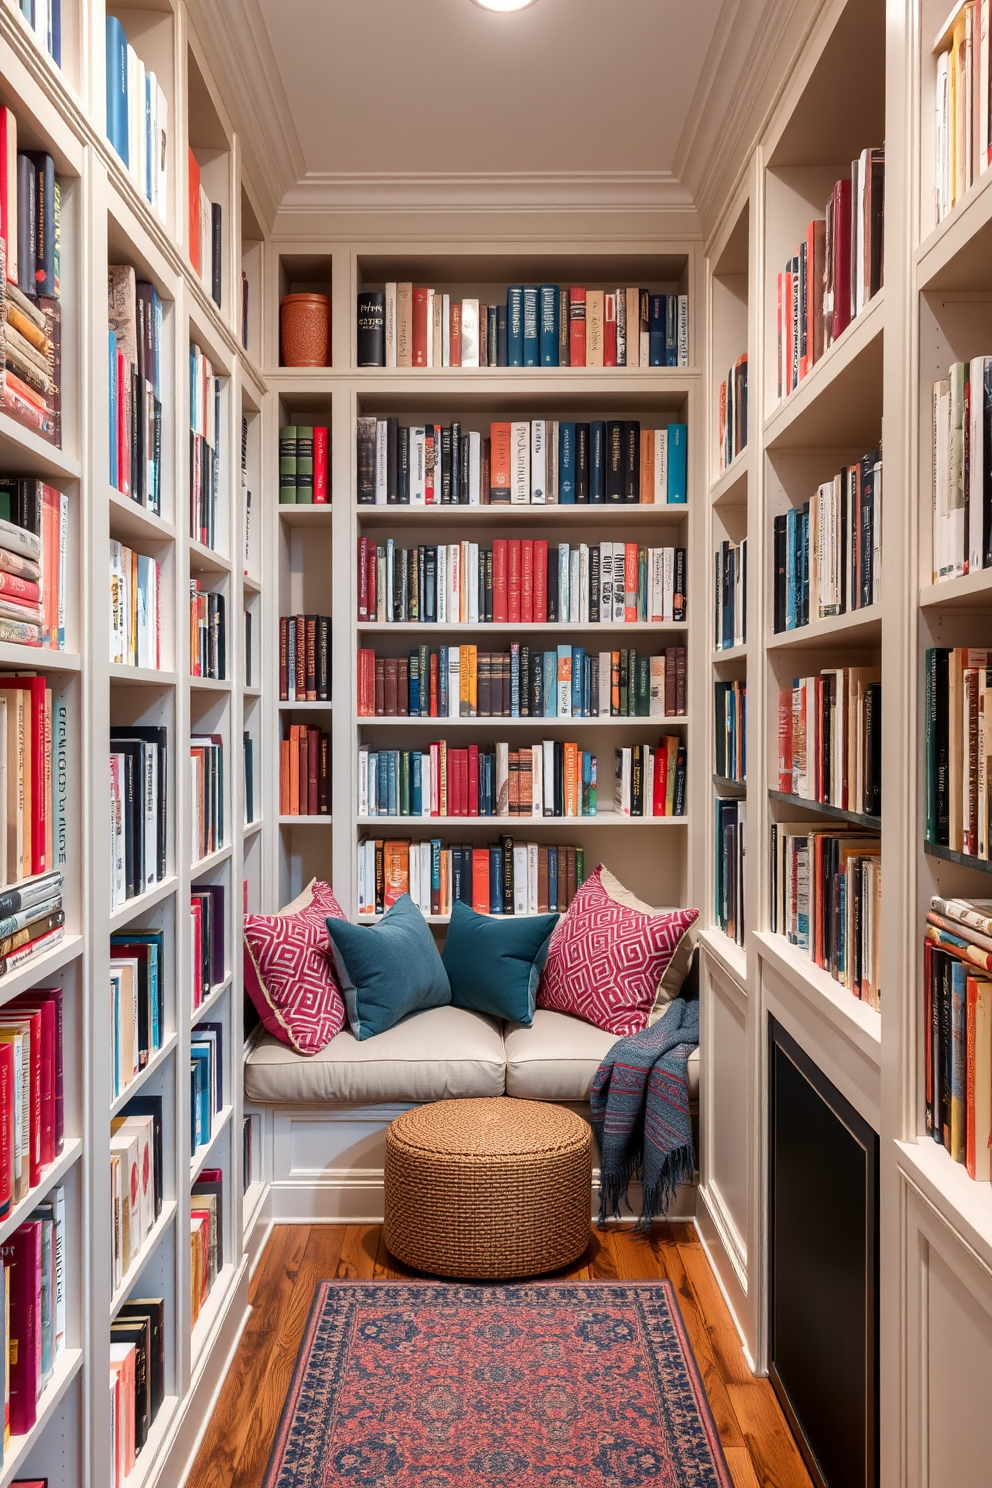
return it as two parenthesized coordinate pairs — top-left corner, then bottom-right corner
(576, 847), (585, 886)
(636, 653), (651, 716)
(296, 425), (314, 503)
(279, 426), (298, 503)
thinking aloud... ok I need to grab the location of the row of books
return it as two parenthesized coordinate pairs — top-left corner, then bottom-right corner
(104, 17), (168, 220)
(0, 123), (61, 445)
(356, 645), (687, 720)
(110, 1294), (165, 1485)
(717, 355), (747, 474)
(190, 1169), (223, 1329)
(777, 670), (882, 819)
(0, 873), (63, 987)
(0, 984), (64, 1212)
(110, 1105), (160, 1291)
(189, 581), (226, 681)
(190, 1022), (223, 1156)
(715, 679), (746, 785)
(189, 343), (222, 551)
(12, 0), (61, 66)
(110, 929), (165, 1101)
(770, 823), (882, 1008)
(357, 284), (690, 369)
(278, 615), (331, 702)
(357, 538), (688, 627)
(357, 837), (587, 918)
(614, 740), (687, 818)
(924, 895), (992, 1179)
(279, 726), (330, 817)
(278, 426), (329, 505)
(109, 541), (160, 670)
(933, 3), (991, 224)
(359, 741), (599, 820)
(0, 674), (64, 886)
(0, 480), (65, 648)
(931, 360), (992, 581)
(714, 537), (746, 651)
(109, 725), (167, 910)
(187, 152), (221, 308)
(190, 737), (223, 864)
(776, 150), (884, 401)
(715, 800), (745, 948)
(108, 267), (162, 514)
(3, 1189), (67, 1438)
(355, 418), (688, 506)
(772, 452), (882, 631)
(191, 883), (225, 1013)
(925, 646), (992, 855)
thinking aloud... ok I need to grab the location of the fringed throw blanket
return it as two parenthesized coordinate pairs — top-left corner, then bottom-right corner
(590, 996), (699, 1229)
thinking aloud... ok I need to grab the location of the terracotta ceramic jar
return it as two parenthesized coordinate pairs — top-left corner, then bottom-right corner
(280, 293), (331, 367)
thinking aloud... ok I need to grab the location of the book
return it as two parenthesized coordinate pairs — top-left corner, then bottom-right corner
(778, 669), (881, 818)
(359, 738), (600, 821)
(105, 18), (167, 219)
(189, 342), (221, 550)
(356, 835), (586, 916)
(770, 823), (881, 1006)
(188, 579), (226, 679)
(108, 269), (163, 515)
(278, 615), (331, 702)
(279, 725), (331, 816)
(772, 451), (882, 629)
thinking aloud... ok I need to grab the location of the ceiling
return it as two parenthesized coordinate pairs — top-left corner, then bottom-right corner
(193, 0), (792, 225)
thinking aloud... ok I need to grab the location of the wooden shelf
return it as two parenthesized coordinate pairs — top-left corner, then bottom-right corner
(710, 449), (748, 507)
(896, 1140), (992, 1267)
(766, 604), (881, 651)
(924, 841), (992, 874)
(191, 845), (233, 876)
(188, 676), (232, 693)
(768, 790), (880, 831)
(920, 567), (992, 611)
(278, 699), (332, 711)
(191, 1105), (234, 1182)
(0, 1348), (84, 1488)
(754, 930), (881, 1065)
(111, 1035), (179, 1119)
(279, 814), (332, 826)
(356, 813), (687, 828)
(762, 290), (884, 451)
(193, 972), (234, 1026)
(357, 503), (689, 525)
(713, 643), (747, 662)
(358, 714), (686, 728)
(357, 620), (689, 636)
(713, 775), (747, 795)
(699, 925), (747, 985)
(110, 664), (178, 687)
(108, 489), (176, 545)
(0, 1139), (84, 1253)
(109, 875), (179, 931)
(0, 932), (83, 1006)
(110, 1202), (178, 1321)
(0, 644), (80, 672)
(189, 539), (233, 575)
(0, 411), (81, 482)
(278, 504), (333, 525)
(281, 368), (697, 398)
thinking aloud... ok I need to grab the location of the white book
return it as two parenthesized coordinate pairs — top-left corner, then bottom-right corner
(650, 548), (663, 623)
(558, 543), (570, 620)
(615, 748), (632, 816)
(982, 1), (991, 178)
(662, 547), (675, 623)
(532, 745), (543, 817)
(375, 421), (389, 504)
(512, 845), (529, 915)
(650, 655), (665, 717)
(970, 358), (987, 572)
(126, 46), (138, 186)
(677, 295), (689, 366)
(613, 543), (625, 623)
(599, 652), (612, 716)
(155, 81), (168, 223)
(53, 1184), (65, 1357)
(528, 842), (539, 912)
(410, 427), (426, 506)
(449, 543), (460, 623)
(531, 421), (547, 503)
(385, 538), (395, 618)
(578, 544), (589, 623)
(511, 422), (530, 503)
(432, 292), (444, 369)
(459, 541), (470, 622)
(409, 843), (420, 909)
(385, 283), (397, 366)
(468, 430), (481, 505)
(600, 543), (613, 623)
(467, 544), (480, 624)
(426, 288), (435, 367)
(546, 420), (558, 503)
(358, 747), (369, 817)
(855, 150), (866, 315)
(442, 294), (450, 366)
(542, 740), (555, 816)
(496, 742), (510, 816)
(644, 747), (655, 817)
(653, 428), (667, 503)
(570, 548), (580, 623)
(448, 646), (460, 719)
(461, 299), (480, 367)
(436, 546), (447, 623)
(935, 379), (951, 578)
(557, 644), (571, 718)
(935, 48), (948, 217)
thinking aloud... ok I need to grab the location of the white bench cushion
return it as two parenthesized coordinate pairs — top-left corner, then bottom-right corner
(244, 1005), (506, 1105)
(503, 1008), (699, 1105)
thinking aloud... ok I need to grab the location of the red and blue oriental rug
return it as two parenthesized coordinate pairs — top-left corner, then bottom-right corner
(263, 1281), (734, 1487)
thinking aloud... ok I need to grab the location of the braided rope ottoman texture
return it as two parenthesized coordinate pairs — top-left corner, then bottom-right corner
(384, 1097), (593, 1279)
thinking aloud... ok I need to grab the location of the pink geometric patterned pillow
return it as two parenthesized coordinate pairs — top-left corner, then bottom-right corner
(537, 865), (699, 1036)
(243, 880), (348, 1055)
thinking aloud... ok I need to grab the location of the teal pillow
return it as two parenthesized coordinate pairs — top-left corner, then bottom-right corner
(442, 902), (559, 1026)
(326, 895), (450, 1040)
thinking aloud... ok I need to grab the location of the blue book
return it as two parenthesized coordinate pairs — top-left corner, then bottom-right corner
(798, 506), (810, 624)
(785, 508), (797, 629)
(666, 423), (687, 503)
(951, 958), (968, 1156)
(496, 305), (508, 366)
(589, 421), (606, 502)
(431, 840), (442, 902)
(558, 423), (576, 503)
(51, 0), (60, 66)
(28, 153), (55, 296)
(386, 751), (399, 816)
(111, 977), (120, 1095)
(400, 752), (411, 815)
(548, 847), (559, 911)
(582, 751), (594, 814)
(665, 295), (677, 366)
(105, 16), (129, 166)
(543, 652), (556, 717)
(109, 329), (118, 488)
(523, 286), (539, 366)
(411, 751), (422, 815)
(489, 848), (503, 913)
(438, 645), (449, 715)
(571, 648), (584, 716)
(539, 285), (559, 366)
(145, 70), (154, 204)
(583, 654), (592, 717)
(487, 305), (498, 366)
(648, 294), (666, 367)
(409, 649), (421, 716)
(507, 286), (524, 367)
(510, 644), (520, 717)
(558, 546), (570, 622)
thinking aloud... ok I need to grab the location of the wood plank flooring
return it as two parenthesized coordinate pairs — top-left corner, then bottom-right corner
(186, 1223), (814, 1488)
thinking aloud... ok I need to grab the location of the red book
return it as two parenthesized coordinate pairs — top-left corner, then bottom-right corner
(0, 676), (47, 876)
(468, 743), (479, 816)
(425, 427), (435, 504)
(313, 427), (329, 502)
(117, 348), (130, 497)
(429, 653), (439, 716)
(5, 1219), (42, 1435)
(603, 293), (617, 366)
(449, 301), (462, 368)
(0, 1042), (12, 1218)
(778, 689), (793, 791)
(307, 728), (320, 815)
(831, 178), (853, 342)
(472, 848), (489, 913)
(40, 484), (58, 646)
(10, 998), (53, 1169)
(490, 424), (512, 503)
(507, 541), (521, 624)
(366, 542), (377, 619)
(412, 288), (430, 367)
(624, 544), (638, 623)
(569, 287), (586, 366)
(458, 749), (469, 817)
(653, 745), (668, 816)
(298, 726), (309, 814)
(188, 149), (201, 277)
(533, 540), (548, 622)
(492, 540), (508, 624)
(520, 540), (534, 623)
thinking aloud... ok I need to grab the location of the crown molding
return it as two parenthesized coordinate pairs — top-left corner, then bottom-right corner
(277, 170), (697, 217)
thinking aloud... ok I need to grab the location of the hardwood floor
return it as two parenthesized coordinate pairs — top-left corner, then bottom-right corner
(186, 1223), (814, 1488)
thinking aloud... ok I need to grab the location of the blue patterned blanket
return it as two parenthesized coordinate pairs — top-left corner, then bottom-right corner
(589, 996), (699, 1228)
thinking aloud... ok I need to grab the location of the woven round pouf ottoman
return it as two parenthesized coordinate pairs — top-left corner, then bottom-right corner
(384, 1097), (592, 1279)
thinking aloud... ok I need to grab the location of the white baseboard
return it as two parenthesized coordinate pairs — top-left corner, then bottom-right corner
(695, 1184), (755, 1370)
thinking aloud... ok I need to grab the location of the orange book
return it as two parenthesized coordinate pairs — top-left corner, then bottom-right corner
(383, 840), (410, 907)
(507, 541), (522, 624)
(624, 543), (638, 623)
(298, 726), (309, 813)
(288, 725), (300, 815)
(279, 739), (290, 813)
(640, 430), (654, 506)
(520, 540), (534, 623)
(188, 149), (201, 276)
(472, 848), (490, 913)
(564, 742), (578, 816)
(490, 424), (512, 502)
(439, 847), (450, 915)
(449, 301), (462, 367)
(412, 288), (429, 367)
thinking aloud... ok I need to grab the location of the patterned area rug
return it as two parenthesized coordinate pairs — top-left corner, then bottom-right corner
(263, 1281), (733, 1487)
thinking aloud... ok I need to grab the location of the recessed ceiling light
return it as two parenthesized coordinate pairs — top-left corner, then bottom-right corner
(472, 0), (538, 11)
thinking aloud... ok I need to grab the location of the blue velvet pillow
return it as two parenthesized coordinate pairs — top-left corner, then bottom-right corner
(442, 902), (559, 1026)
(326, 895), (451, 1040)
